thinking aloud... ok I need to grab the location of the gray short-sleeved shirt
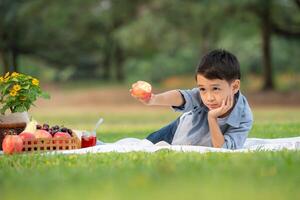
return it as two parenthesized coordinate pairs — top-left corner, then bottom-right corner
(171, 88), (253, 150)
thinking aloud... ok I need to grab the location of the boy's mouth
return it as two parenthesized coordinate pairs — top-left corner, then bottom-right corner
(207, 104), (219, 109)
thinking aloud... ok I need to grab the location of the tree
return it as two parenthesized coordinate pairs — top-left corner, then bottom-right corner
(234, 0), (300, 90)
(0, 0), (26, 72)
(256, 0), (300, 90)
(115, 0), (227, 82)
(1, 0), (299, 87)
(0, 0), (146, 82)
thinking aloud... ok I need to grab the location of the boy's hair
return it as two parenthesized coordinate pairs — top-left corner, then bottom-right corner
(195, 49), (241, 82)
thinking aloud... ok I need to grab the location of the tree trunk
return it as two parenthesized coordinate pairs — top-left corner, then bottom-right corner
(12, 47), (19, 72)
(0, 31), (10, 73)
(0, 50), (10, 73)
(101, 34), (113, 80)
(115, 45), (124, 82)
(102, 55), (111, 80)
(261, 0), (274, 90)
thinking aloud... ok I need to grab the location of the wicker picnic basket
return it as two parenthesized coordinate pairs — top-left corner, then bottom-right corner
(22, 134), (81, 152)
(0, 111), (82, 152)
(0, 125), (82, 152)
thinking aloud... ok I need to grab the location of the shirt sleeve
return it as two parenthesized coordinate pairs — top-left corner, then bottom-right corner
(222, 120), (253, 150)
(171, 88), (202, 113)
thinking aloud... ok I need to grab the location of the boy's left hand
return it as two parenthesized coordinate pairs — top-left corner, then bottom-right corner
(208, 94), (234, 119)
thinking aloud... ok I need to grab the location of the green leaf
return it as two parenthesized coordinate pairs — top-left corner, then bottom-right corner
(2, 84), (11, 94)
(0, 104), (10, 114)
(41, 92), (51, 99)
(14, 105), (27, 113)
(23, 85), (30, 89)
(25, 103), (31, 110)
(10, 78), (19, 82)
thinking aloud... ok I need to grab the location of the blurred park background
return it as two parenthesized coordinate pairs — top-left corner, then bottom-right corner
(1, 0), (300, 90)
(1, 0), (300, 133)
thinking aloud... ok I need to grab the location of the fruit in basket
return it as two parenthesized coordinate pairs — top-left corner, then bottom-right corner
(50, 125), (72, 136)
(54, 132), (71, 139)
(2, 132), (23, 155)
(53, 132), (72, 144)
(19, 132), (36, 140)
(35, 129), (52, 139)
(130, 81), (152, 100)
(67, 129), (73, 136)
(22, 119), (38, 133)
(33, 123), (74, 138)
(41, 123), (50, 131)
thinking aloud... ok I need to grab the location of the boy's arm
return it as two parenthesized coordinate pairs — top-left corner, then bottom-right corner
(208, 117), (225, 148)
(132, 89), (185, 107)
(208, 95), (233, 148)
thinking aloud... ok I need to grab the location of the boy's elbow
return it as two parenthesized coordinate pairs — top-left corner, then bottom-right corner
(213, 142), (225, 148)
(174, 90), (186, 107)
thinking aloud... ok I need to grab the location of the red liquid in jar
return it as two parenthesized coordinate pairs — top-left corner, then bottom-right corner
(81, 135), (97, 148)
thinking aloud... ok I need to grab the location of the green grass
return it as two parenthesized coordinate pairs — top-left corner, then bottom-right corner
(1, 107), (300, 200)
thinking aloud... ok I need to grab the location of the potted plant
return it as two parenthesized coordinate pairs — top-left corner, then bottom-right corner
(0, 72), (50, 149)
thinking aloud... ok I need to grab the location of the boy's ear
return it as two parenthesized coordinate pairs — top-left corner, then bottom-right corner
(231, 79), (240, 94)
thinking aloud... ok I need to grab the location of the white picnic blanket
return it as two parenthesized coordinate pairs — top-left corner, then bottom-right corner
(48, 136), (300, 155)
(1, 136), (300, 155)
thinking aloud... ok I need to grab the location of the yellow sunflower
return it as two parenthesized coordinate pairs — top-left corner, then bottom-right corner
(32, 78), (39, 86)
(11, 72), (19, 77)
(13, 84), (21, 91)
(10, 89), (17, 97)
(4, 72), (10, 78)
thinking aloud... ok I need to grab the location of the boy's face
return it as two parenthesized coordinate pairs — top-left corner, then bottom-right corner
(196, 74), (240, 110)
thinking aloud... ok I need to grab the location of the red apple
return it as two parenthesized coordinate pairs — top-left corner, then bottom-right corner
(35, 130), (52, 139)
(54, 132), (71, 139)
(131, 81), (152, 100)
(2, 134), (23, 155)
(19, 132), (36, 141)
(53, 132), (71, 144)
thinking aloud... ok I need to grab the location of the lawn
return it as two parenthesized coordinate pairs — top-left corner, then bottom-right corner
(1, 98), (300, 200)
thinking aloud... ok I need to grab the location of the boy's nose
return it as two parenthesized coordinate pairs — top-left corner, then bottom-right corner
(207, 92), (215, 102)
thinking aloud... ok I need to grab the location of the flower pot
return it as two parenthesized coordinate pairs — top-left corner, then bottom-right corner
(0, 112), (30, 150)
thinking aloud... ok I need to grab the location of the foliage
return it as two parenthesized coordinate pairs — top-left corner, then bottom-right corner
(0, 72), (50, 114)
(0, 0), (300, 88)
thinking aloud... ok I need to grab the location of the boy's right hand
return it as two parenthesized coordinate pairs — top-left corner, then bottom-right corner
(130, 81), (153, 105)
(130, 89), (154, 105)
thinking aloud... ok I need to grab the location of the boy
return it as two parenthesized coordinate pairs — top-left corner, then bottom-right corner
(131, 49), (253, 150)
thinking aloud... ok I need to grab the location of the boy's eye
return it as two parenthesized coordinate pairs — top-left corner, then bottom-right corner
(213, 87), (220, 91)
(199, 88), (205, 92)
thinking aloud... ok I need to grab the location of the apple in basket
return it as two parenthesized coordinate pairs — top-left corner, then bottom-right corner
(2, 133), (23, 155)
(35, 130), (52, 139)
(53, 132), (71, 144)
(54, 132), (71, 139)
(130, 81), (152, 100)
(19, 132), (36, 140)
